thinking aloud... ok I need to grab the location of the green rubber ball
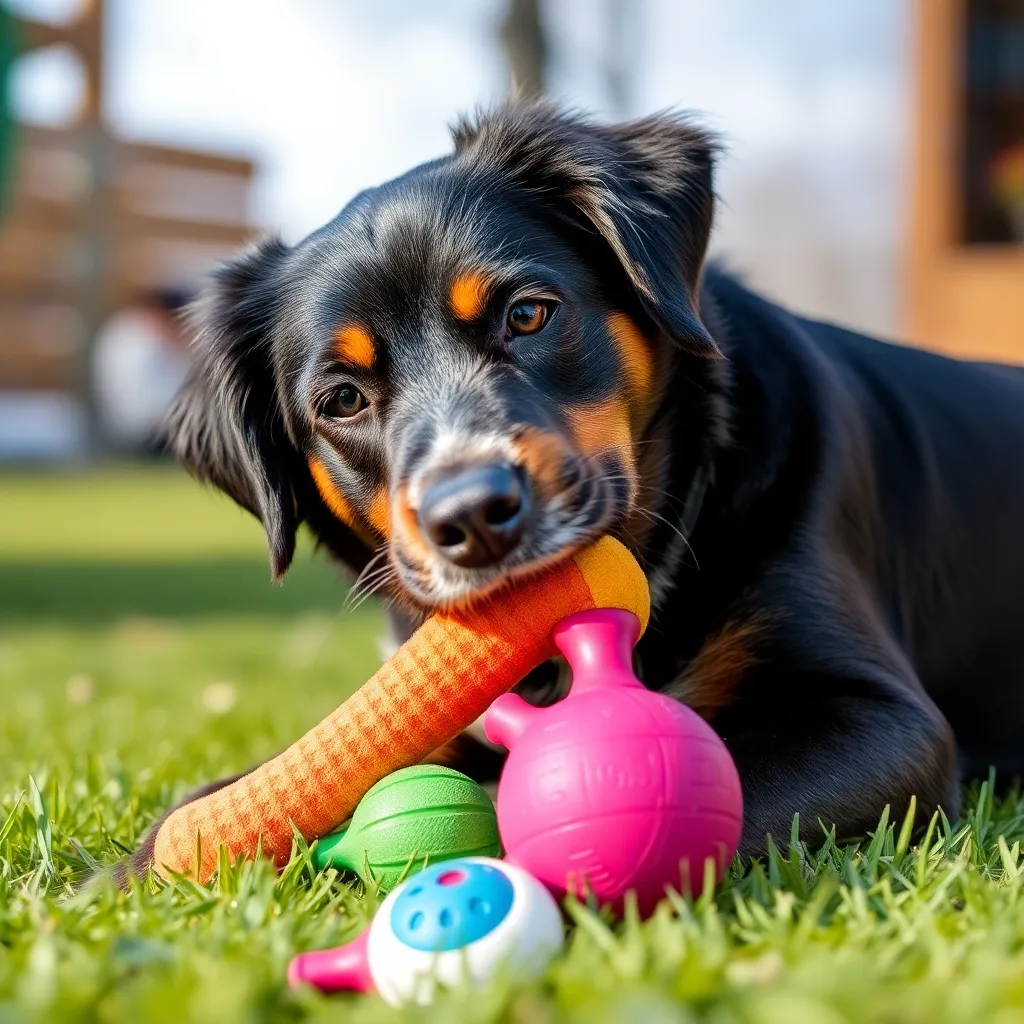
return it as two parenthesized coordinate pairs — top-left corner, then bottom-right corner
(313, 764), (500, 891)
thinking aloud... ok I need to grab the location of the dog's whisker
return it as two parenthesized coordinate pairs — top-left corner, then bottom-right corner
(344, 548), (395, 612)
(588, 465), (700, 570)
(632, 506), (700, 571)
(346, 546), (389, 589)
(349, 574), (397, 609)
(347, 566), (395, 606)
(591, 466), (692, 514)
(588, 438), (662, 458)
(346, 564), (401, 613)
(348, 560), (397, 600)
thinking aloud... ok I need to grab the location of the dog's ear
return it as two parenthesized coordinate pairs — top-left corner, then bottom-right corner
(164, 237), (300, 580)
(454, 102), (720, 356)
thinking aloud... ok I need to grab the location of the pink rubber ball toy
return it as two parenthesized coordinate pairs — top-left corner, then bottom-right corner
(484, 608), (744, 917)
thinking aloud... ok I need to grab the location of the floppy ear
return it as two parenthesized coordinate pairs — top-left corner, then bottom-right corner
(453, 101), (721, 356)
(163, 236), (300, 580)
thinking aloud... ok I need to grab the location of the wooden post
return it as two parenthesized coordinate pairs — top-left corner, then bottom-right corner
(12, 0), (110, 449)
(1, 8), (257, 413)
(904, 0), (963, 344)
(904, 0), (1023, 363)
(75, 0), (112, 450)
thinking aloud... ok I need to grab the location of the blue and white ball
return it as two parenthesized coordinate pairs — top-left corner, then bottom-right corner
(367, 857), (564, 1006)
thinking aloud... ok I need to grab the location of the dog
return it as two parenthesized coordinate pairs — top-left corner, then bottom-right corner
(151, 99), (1024, 865)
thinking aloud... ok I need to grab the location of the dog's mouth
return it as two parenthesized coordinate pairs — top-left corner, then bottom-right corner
(383, 449), (633, 612)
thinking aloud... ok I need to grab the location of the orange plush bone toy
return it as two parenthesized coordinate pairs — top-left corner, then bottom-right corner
(149, 536), (649, 881)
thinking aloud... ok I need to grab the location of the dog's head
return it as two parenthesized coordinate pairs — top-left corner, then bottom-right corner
(166, 101), (722, 611)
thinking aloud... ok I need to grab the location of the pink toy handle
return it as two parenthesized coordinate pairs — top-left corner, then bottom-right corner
(484, 608), (643, 749)
(484, 693), (543, 747)
(287, 929), (373, 994)
(551, 608), (642, 692)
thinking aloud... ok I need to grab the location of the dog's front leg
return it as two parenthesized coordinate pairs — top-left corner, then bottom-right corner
(716, 678), (958, 857)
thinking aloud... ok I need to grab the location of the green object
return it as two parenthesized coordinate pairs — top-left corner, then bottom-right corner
(313, 764), (501, 891)
(0, 4), (17, 217)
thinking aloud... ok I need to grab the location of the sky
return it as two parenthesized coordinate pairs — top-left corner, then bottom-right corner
(6, 0), (913, 333)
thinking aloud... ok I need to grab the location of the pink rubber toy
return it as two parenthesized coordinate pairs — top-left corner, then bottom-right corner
(290, 931), (373, 996)
(484, 608), (744, 916)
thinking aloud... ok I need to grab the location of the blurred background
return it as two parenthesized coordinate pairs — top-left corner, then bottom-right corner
(0, 2), (1021, 766)
(1, 0), (1022, 460)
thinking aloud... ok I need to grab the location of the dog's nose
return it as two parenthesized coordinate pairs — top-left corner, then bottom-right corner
(418, 463), (528, 568)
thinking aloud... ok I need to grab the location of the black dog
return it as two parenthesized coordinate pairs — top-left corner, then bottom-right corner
(154, 99), (1024, 863)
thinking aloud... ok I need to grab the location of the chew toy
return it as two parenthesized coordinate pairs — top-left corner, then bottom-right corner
(312, 765), (500, 891)
(151, 537), (649, 880)
(485, 607), (744, 916)
(287, 857), (564, 1005)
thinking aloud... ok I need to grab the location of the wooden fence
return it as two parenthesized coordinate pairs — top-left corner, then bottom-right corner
(0, 0), (258, 446)
(0, 124), (256, 390)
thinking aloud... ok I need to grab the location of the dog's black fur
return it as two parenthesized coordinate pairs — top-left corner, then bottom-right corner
(143, 99), (1024, 868)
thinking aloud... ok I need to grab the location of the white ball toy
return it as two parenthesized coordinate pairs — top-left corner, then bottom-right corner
(288, 857), (564, 1006)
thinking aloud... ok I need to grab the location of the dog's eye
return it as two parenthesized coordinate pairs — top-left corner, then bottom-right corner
(507, 300), (552, 336)
(321, 384), (367, 419)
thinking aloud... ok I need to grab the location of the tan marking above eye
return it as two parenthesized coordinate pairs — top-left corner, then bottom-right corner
(450, 272), (490, 321)
(333, 324), (376, 369)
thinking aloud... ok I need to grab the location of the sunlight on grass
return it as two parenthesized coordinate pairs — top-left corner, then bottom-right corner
(0, 465), (268, 560)
(4, 466), (1024, 1022)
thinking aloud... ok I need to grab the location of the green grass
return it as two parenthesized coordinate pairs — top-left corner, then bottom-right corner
(4, 466), (1024, 1023)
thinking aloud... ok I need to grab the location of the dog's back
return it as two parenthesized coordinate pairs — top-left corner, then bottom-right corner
(707, 269), (1024, 779)
(827, 325), (1024, 778)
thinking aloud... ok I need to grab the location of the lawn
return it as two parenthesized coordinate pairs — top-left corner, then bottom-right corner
(3, 466), (1024, 1023)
